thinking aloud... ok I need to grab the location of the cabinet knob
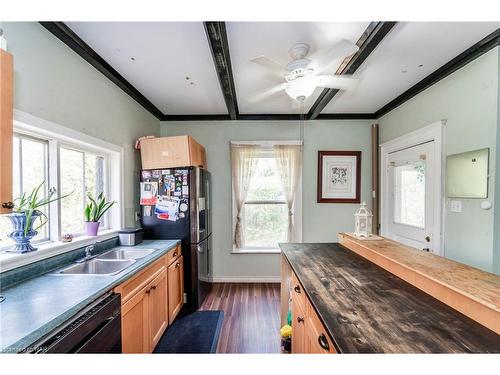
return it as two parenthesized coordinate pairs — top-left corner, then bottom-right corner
(318, 334), (330, 351)
(173, 252), (178, 257)
(297, 317), (304, 324)
(175, 262), (180, 268)
(151, 285), (157, 290)
(146, 289), (151, 294)
(2, 202), (14, 209)
(293, 285), (301, 293)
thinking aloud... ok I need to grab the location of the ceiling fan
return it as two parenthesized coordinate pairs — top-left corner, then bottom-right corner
(249, 40), (359, 103)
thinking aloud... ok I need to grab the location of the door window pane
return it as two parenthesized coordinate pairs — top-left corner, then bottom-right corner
(393, 161), (425, 228)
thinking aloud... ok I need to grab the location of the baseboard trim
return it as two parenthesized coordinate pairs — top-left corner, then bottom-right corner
(210, 276), (281, 283)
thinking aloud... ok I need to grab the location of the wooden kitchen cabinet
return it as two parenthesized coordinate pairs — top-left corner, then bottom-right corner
(149, 268), (169, 351)
(168, 255), (184, 324)
(121, 284), (150, 353)
(140, 135), (207, 170)
(284, 256), (337, 354)
(0, 49), (13, 214)
(115, 246), (185, 353)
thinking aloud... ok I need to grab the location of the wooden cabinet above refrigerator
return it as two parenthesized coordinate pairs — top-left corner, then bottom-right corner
(140, 135), (206, 170)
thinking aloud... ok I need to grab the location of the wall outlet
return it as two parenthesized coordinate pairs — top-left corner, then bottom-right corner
(450, 200), (462, 213)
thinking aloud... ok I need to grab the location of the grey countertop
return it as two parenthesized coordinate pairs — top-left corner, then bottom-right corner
(0, 239), (179, 353)
(280, 242), (500, 353)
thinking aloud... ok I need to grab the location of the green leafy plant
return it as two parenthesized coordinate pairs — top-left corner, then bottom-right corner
(13, 181), (73, 236)
(84, 192), (116, 222)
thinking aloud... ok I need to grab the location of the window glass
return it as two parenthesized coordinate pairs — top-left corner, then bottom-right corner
(0, 135), (49, 247)
(60, 147), (105, 235)
(243, 156), (287, 248)
(393, 161), (426, 228)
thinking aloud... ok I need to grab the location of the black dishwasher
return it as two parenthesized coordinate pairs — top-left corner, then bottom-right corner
(27, 292), (122, 353)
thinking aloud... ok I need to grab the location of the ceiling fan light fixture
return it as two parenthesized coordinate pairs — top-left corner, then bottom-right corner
(285, 77), (316, 102)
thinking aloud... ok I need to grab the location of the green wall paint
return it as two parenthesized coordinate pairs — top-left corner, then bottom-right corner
(378, 47), (500, 273)
(2, 22), (160, 226)
(161, 120), (373, 279)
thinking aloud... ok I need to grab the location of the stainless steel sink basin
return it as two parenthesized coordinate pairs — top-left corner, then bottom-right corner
(97, 248), (157, 260)
(55, 259), (136, 276)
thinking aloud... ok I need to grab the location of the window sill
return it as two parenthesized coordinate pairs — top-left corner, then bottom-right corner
(231, 248), (281, 254)
(0, 230), (118, 273)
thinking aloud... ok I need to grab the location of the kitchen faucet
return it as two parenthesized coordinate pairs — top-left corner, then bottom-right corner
(77, 241), (101, 262)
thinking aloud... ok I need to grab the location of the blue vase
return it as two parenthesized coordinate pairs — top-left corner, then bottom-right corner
(6, 211), (43, 253)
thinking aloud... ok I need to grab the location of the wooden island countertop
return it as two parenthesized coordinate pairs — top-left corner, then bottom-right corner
(338, 233), (500, 334)
(280, 242), (500, 353)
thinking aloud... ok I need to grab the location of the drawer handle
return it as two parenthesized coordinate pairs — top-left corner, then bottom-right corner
(297, 316), (304, 324)
(146, 289), (151, 294)
(318, 334), (330, 351)
(175, 262), (180, 268)
(173, 252), (178, 257)
(151, 285), (157, 290)
(293, 285), (301, 293)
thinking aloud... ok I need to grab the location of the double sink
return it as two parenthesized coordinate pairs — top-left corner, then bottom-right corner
(52, 248), (157, 276)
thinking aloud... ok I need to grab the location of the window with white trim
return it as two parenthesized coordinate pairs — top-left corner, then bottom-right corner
(0, 114), (122, 252)
(231, 142), (302, 251)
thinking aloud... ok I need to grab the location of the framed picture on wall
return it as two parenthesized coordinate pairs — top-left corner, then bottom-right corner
(317, 151), (361, 203)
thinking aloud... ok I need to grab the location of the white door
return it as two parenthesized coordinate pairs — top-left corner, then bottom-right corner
(386, 141), (436, 252)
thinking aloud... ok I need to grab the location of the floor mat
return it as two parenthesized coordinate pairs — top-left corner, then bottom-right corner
(153, 310), (224, 354)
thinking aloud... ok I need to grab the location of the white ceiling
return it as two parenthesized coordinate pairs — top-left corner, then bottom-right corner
(324, 22), (500, 113)
(65, 22), (500, 117)
(66, 22), (228, 115)
(226, 22), (370, 114)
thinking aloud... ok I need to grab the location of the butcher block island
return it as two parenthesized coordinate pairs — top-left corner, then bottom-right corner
(279, 241), (500, 353)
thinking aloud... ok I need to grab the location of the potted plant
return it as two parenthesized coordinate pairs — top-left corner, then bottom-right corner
(5, 181), (72, 253)
(84, 192), (116, 236)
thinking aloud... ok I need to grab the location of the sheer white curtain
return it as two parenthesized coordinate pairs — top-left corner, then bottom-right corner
(231, 145), (259, 248)
(274, 145), (302, 242)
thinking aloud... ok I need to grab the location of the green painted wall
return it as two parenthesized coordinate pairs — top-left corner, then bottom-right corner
(1, 22), (160, 226)
(378, 47), (500, 273)
(161, 120), (373, 280)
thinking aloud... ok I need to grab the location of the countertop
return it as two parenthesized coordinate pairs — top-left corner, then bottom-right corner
(339, 233), (500, 312)
(280, 243), (500, 353)
(0, 240), (179, 353)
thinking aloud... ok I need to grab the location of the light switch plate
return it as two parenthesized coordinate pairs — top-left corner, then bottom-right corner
(450, 200), (462, 213)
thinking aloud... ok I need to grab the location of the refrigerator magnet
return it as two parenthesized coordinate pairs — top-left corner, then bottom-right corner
(152, 170), (161, 178)
(140, 182), (158, 205)
(141, 170), (152, 179)
(179, 202), (188, 212)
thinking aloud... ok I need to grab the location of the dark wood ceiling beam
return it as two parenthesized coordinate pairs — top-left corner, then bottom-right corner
(203, 22), (239, 120)
(307, 21), (397, 120)
(39, 22), (165, 120)
(374, 28), (500, 118)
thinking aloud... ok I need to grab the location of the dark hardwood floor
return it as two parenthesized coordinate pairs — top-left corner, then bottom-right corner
(199, 283), (281, 354)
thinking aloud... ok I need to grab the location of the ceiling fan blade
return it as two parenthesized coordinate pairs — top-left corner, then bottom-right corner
(309, 39), (359, 74)
(315, 75), (357, 90)
(248, 83), (287, 103)
(250, 56), (287, 76)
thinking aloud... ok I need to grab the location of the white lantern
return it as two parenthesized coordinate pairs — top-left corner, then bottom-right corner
(354, 201), (373, 238)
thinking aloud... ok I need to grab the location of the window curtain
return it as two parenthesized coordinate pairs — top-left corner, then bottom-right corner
(274, 145), (302, 242)
(231, 145), (259, 248)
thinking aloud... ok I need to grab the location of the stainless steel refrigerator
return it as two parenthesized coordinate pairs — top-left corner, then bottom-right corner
(139, 167), (211, 309)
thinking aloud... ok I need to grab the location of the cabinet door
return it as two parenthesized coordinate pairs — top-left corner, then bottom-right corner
(291, 296), (306, 353)
(121, 286), (150, 353)
(0, 49), (13, 214)
(168, 255), (184, 324)
(305, 301), (336, 354)
(149, 268), (169, 351)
